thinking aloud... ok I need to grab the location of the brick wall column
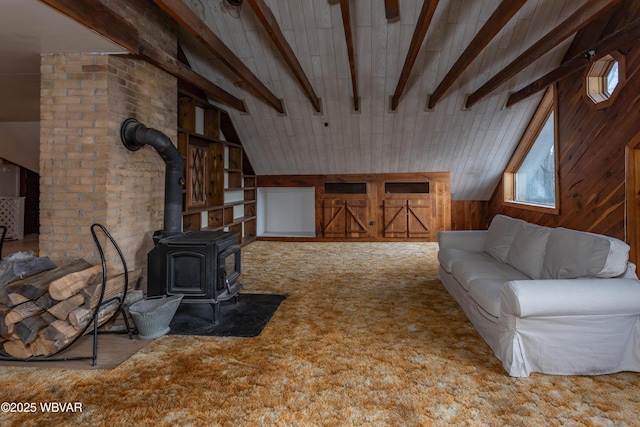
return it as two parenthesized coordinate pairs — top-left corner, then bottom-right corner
(40, 53), (177, 279)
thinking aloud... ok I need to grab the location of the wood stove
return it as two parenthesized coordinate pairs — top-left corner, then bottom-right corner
(147, 230), (243, 323)
(119, 119), (243, 323)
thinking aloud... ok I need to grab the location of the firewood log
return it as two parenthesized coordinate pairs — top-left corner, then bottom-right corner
(48, 265), (102, 301)
(14, 315), (49, 345)
(5, 301), (44, 326)
(48, 294), (85, 320)
(81, 269), (142, 309)
(14, 259), (58, 300)
(30, 336), (51, 357)
(34, 335), (70, 356)
(69, 299), (120, 330)
(35, 293), (56, 310)
(3, 340), (33, 358)
(40, 312), (57, 324)
(0, 255), (56, 288)
(0, 305), (12, 335)
(44, 320), (79, 342)
(67, 307), (90, 328)
(0, 281), (23, 306)
(6, 293), (29, 307)
(0, 258), (92, 304)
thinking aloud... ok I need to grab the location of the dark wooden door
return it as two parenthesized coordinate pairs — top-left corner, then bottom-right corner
(20, 168), (39, 236)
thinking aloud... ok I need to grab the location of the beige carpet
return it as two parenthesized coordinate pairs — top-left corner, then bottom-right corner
(1, 241), (639, 426)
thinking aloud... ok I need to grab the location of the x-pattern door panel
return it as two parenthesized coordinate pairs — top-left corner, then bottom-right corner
(322, 199), (369, 237)
(383, 199), (407, 237)
(383, 199), (432, 238)
(407, 199), (432, 237)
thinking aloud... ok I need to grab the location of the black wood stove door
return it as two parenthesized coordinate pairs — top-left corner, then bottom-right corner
(167, 250), (211, 296)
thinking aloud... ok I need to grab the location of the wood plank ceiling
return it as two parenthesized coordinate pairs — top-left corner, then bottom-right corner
(47, 0), (623, 200)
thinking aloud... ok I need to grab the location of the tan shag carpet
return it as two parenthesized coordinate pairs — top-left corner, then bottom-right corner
(1, 241), (639, 426)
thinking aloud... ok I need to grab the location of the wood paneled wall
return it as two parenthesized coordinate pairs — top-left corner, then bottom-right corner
(258, 173), (450, 241)
(485, 1), (640, 243)
(451, 201), (489, 230)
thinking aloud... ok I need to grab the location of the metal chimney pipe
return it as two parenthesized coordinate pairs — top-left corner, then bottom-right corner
(120, 118), (184, 236)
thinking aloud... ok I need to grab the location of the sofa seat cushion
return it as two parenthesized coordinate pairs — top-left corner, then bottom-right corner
(541, 227), (630, 279)
(468, 278), (505, 318)
(438, 248), (494, 273)
(451, 259), (528, 291)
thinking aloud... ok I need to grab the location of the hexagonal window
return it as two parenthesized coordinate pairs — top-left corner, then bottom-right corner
(585, 51), (625, 109)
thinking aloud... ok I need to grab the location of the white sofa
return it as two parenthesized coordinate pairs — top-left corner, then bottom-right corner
(438, 214), (640, 377)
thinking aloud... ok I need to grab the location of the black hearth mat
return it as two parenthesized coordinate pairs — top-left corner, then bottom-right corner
(168, 293), (287, 338)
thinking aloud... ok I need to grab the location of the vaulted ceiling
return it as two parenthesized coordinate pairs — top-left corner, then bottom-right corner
(170, 0), (619, 200)
(2, 0), (627, 199)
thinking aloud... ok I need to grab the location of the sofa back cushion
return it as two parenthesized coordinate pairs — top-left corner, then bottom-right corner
(506, 222), (552, 279)
(541, 228), (630, 279)
(484, 215), (522, 263)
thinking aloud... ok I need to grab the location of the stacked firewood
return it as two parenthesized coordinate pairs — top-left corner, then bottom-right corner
(0, 257), (140, 358)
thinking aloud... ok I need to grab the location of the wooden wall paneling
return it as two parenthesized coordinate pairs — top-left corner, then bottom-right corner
(182, 212), (201, 232)
(625, 138), (640, 267)
(259, 172), (450, 241)
(450, 200), (489, 230)
(484, 3), (640, 241)
(178, 97), (196, 130)
(435, 178), (451, 233)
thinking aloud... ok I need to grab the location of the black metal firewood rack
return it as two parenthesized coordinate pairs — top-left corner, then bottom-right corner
(0, 223), (135, 366)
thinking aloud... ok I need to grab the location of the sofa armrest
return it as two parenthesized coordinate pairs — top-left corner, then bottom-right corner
(438, 230), (487, 252)
(501, 278), (640, 317)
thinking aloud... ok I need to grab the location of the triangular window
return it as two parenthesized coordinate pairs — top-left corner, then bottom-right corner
(503, 86), (558, 213)
(515, 112), (555, 206)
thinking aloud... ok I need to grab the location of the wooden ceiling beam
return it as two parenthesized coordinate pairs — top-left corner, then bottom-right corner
(506, 16), (640, 107)
(246, 0), (321, 113)
(427, 0), (527, 110)
(390, 0), (439, 112)
(39, 0), (247, 113)
(151, 0), (285, 114)
(466, 0), (621, 109)
(385, 0), (400, 20)
(339, 0), (359, 111)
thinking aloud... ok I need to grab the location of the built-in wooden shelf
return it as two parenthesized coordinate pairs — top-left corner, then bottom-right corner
(178, 90), (256, 246)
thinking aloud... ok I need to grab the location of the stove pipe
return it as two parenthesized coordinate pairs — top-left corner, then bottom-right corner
(120, 118), (184, 237)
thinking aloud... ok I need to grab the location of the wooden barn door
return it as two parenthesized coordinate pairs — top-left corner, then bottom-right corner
(383, 199), (433, 238)
(322, 199), (369, 238)
(383, 199), (407, 237)
(407, 199), (432, 238)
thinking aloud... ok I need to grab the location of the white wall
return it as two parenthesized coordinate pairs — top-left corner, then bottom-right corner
(257, 187), (315, 237)
(0, 122), (40, 172)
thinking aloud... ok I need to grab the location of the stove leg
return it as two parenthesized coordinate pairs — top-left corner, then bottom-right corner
(210, 302), (220, 324)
